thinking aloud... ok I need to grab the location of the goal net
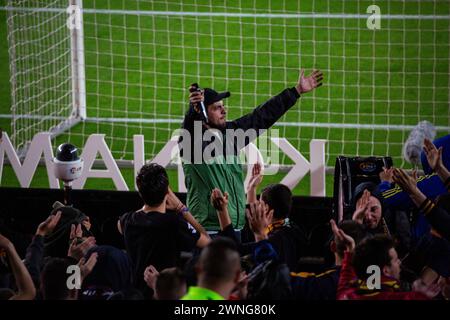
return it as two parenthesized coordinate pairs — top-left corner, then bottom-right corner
(5, 0), (450, 169)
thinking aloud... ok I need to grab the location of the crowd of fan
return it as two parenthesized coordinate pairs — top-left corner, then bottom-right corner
(0, 137), (449, 300)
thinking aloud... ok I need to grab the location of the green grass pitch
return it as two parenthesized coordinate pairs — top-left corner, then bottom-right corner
(0, 1), (449, 195)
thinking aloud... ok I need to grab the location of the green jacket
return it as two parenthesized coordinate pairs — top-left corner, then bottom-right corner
(181, 286), (225, 300)
(183, 156), (246, 231)
(181, 87), (301, 231)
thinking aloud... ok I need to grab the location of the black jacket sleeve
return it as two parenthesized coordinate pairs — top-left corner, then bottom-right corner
(420, 198), (450, 241)
(182, 87), (300, 134)
(24, 235), (45, 288)
(180, 87), (300, 157)
(182, 103), (204, 135)
(217, 224), (240, 244)
(227, 87), (300, 132)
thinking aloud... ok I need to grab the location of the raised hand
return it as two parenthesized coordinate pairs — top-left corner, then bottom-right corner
(81, 216), (91, 231)
(352, 189), (371, 224)
(330, 219), (355, 253)
(423, 138), (444, 172)
(144, 265), (160, 291)
(247, 162), (263, 192)
(379, 167), (394, 184)
(70, 223), (83, 240)
(68, 224), (96, 261)
(412, 279), (441, 299)
(392, 168), (418, 194)
(246, 201), (273, 241)
(36, 211), (62, 237)
(296, 69), (323, 94)
(166, 187), (184, 213)
(189, 84), (204, 113)
(78, 252), (98, 282)
(210, 188), (229, 212)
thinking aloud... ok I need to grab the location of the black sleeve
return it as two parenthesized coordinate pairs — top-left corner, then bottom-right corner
(182, 103), (203, 135)
(237, 241), (257, 257)
(24, 235), (45, 288)
(445, 176), (450, 191)
(217, 224), (241, 244)
(421, 198), (450, 241)
(228, 87), (300, 133)
(175, 214), (201, 251)
(119, 212), (131, 234)
(179, 104), (205, 162)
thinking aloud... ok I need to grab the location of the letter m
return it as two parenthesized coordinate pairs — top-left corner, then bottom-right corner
(0, 132), (59, 188)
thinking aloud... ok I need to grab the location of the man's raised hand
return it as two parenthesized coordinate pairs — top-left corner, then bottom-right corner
(296, 69), (323, 94)
(189, 84), (204, 113)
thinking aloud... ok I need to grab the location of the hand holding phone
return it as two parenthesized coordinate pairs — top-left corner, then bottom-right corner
(189, 83), (208, 123)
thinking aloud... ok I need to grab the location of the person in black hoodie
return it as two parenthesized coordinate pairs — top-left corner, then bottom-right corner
(80, 245), (133, 300)
(118, 163), (210, 297)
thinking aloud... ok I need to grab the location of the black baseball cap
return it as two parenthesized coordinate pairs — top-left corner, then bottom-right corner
(203, 88), (230, 107)
(351, 181), (385, 212)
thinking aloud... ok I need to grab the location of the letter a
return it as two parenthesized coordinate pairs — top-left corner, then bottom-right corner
(366, 265), (381, 290)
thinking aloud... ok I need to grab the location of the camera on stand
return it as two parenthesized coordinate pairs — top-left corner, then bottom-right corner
(52, 143), (84, 206)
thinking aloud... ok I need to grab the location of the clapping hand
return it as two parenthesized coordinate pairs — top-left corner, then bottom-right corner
(423, 138), (444, 172)
(330, 219), (355, 253)
(246, 201), (273, 241)
(352, 189), (371, 225)
(144, 265), (160, 291)
(36, 211), (62, 237)
(67, 224), (96, 261)
(392, 168), (418, 194)
(247, 162), (263, 192)
(379, 167), (394, 184)
(211, 188), (229, 213)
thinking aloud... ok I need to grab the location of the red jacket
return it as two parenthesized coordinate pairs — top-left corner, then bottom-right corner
(337, 252), (428, 300)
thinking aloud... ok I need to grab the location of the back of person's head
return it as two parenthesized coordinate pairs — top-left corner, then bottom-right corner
(261, 184), (292, 220)
(352, 235), (395, 280)
(197, 237), (240, 286)
(82, 245), (132, 295)
(155, 267), (186, 300)
(40, 257), (72, 300)
(334, 220), (369, 258)
(136, 163), (169, 206)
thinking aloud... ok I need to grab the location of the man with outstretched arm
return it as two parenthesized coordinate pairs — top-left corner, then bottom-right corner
(179, 69), (323, 234)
